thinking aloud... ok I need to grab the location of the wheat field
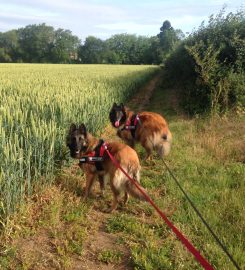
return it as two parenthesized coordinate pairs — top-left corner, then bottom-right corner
(0, 64), (159, 217)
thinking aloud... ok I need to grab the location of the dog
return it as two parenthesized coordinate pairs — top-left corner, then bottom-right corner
(66, 123), (147, 212)
(109, 103), (172, 160)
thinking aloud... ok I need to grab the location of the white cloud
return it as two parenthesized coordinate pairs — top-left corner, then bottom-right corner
(96, 22), (158, 32)
(0, 0), (244, 39)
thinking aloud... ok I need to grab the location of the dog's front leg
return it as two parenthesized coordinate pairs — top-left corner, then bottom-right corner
(127, 139), (135, 149)
(84, 172), (96, 200)
(98, 175), (105, 197)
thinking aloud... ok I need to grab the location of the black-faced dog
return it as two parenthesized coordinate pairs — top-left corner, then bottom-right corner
(66, 123), (146, 212)
(109, 103), (172, 160)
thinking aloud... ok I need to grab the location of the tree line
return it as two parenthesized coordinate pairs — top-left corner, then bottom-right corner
(0, 21), (183, 64)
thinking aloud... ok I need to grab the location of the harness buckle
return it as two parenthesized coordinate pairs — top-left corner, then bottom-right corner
(79, 140), (107, 170)
(88, 156), (104, 162)
(125, 125), (136, 130)
(79, 157), (87, 163)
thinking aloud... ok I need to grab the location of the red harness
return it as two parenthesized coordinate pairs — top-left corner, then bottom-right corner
(79, 140), (108, 171)
(121, 114), (141, 138)
(124, 114), (140, 130)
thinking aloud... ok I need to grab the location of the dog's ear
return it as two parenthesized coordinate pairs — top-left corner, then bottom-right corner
(66, 123), (76, 146)
(78, 123), (87, 136)
(69, 123), (77, 134)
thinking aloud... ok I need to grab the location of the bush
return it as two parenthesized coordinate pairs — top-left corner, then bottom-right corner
(164, 8), (245, 115)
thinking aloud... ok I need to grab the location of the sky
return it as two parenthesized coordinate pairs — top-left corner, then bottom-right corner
(0, 0), (244, 41)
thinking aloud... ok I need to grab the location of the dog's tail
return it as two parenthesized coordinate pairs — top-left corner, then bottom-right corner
(125, 171), (147, 201)
(157, 130), (172, 158)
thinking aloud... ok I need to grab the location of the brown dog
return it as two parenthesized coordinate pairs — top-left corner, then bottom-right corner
(66, 123), (146, 212)
(109, 103), (172, 160)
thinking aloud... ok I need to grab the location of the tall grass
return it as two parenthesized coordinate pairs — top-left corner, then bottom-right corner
(0, 64), (159, 219)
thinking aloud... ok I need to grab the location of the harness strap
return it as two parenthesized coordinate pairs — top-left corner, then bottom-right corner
(79, 139), (107, 171)
(123, 114), (140, 138)
(94, 139), (105, 171)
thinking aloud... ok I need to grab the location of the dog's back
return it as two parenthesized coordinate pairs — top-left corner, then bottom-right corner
(136, 111), (169, 137)
(136, 111), (172, 158)
(103, 141), (140, 184)
(109, 103), (172, 159)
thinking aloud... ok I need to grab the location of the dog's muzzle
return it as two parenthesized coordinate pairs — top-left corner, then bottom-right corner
(115, 111), (123, 127)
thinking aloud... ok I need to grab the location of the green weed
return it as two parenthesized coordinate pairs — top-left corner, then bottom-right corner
(97, 249), (123, 264)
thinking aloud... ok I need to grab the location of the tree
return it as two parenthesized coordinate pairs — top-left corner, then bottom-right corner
(106, 34), (149, 64)
(50, 29), (80, 63)
(164, 9), (245, 114)
(16, 24), (80, 63)
(147, 36), (162, 64)
(0, 30), (20, 62)
(18, 23), (55, 62)
(0, 21), (185, 65)
(157, 20), (184, 62)
(78, 36), (106, 63)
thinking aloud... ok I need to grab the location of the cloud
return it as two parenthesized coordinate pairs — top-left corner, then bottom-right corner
(1, 0), (127, 22)
(0, 0), (130, 38)
(96, 22), (158, 33)
(0, 0), (244, 39)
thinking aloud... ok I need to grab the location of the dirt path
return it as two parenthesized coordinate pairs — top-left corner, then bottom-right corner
(72, 71), (163, 270)
(129, 72), (163, 111)
(62, 71), (163, 270)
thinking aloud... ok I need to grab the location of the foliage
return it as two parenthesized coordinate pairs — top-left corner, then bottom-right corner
(50, 28), (80, 63)
(105, 34), (151, 64)
(78, 36), (106, 64)
(78, 33), (163, 64)
(0, 186), (91, 269)
(0, 67), (244, 270)
(124, 84), (244, 270)
(157, 20), (184, 62)
(97, 249), (123, 264)
(0, 21), (182, 64)
(18, 24), (55, 63)
(0, 30), (21, 62)
(164, 9), (245, 114)
(0, 24), (80, 64)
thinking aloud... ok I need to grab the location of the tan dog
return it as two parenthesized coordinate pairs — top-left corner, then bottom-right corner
(109, 103), (172, 160)
(66, 123), (146, 212)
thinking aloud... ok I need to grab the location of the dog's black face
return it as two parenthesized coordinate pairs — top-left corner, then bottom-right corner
(66, 123), (88, 159)
(109, 102), (126, 128)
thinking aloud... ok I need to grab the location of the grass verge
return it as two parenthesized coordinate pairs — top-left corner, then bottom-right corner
(0, 75), (244, 270)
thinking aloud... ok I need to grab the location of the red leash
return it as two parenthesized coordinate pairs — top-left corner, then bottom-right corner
(105, 147), (214, 270)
